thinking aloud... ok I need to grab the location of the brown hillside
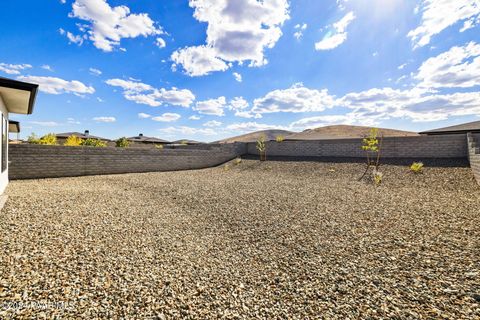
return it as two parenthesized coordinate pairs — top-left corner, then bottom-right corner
(216, 130), (294, 143)
(286, 125), (418, 140)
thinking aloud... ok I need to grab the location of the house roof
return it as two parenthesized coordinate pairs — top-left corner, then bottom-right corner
(127, 135), (170, 143)
(8, 120), (20, 133)
(55, 131), (110, 141)
(419, 120), (480, 135)
(0, 77), (38, 114)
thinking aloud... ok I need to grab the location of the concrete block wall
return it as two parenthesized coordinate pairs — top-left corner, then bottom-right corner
(246, 134), (468, 159)
(9, 143), (246, 179)
(9, 135), (479, 181)
(467, 133), (480, 185)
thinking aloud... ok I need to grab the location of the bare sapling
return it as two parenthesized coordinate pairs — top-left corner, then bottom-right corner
(359, 128), (384, 182)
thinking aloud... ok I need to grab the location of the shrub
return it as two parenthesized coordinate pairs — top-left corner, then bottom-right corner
(361, 128), (379, 153)
(35, 133), (57, 145)
(256, 135), (266, 161)
(81, 138), (107, 147)
(64, 135), (83, 146)
(410, 162), (424, 174)
(275, 135), (285, 143)
(373, 169), (383, 185)
(359, 128), (383, 182)
(115, 137), (130, 148)
(234, 158), (242, 165)
(27, 133), (40, 144)
(155, 144), (164, 149)
(224, 164), (230, 171)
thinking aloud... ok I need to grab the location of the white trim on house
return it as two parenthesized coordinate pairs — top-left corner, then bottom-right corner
(0, 94), (9, 195)
(0, 78), (38, 198)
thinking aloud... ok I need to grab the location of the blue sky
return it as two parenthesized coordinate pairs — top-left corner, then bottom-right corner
(1, 0), (480, 142)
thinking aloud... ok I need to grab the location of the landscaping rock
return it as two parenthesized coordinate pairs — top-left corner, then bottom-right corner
(0, 160), (479, 318)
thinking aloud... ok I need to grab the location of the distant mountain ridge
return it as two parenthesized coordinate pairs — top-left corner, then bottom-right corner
(216, 129), (294, 143)
(285, 125), (418, 140)
(216, 125), (418, 144)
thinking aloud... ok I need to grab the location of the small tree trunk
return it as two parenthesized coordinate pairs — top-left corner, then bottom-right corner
(260, 151), (266, 161)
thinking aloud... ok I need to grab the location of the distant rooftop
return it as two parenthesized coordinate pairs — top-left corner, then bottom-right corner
(127, 133), (169, 144)
(55, 130), (110, 141)
(8, 120), (20, 133)
(419, 120), (480, 135)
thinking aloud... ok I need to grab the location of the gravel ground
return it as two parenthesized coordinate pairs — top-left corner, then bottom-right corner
(1, 159), (479, 319)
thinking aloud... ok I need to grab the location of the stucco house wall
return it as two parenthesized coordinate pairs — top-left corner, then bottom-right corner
(0, 95), (8, 194)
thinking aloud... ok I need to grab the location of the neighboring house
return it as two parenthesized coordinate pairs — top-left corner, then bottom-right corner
(419, 121), (480, 135)
(55, 130), (111, 145)
(8, 120), (20, 133)
(126, 133), (170, 147)
(8, 120), (20, 141)
(0, 77), (38, 196)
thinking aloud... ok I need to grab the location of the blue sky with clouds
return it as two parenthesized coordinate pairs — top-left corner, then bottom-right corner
(1, 0), (479, 142)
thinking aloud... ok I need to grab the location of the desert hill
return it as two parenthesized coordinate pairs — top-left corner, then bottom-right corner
(286, 125), (418, 140)
(216, 129), (294, 143)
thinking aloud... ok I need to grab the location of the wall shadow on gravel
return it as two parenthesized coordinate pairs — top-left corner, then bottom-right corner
(242, 155), (470, 168)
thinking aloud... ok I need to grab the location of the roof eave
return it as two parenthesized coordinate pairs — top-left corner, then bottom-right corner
(0, 77), (39, 115)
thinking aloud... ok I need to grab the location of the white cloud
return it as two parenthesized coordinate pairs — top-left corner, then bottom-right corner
(158, 126), (217, 136)
(290, 115), (354, 130)
(194, 96), (226, 116)
(398, 63), (407, 70)
(294, 23), (307, 40)
(416, 41), (480, 88)
(67, 0), (163, 52)
(93, 116), (116, 123)
(226, 121), (287, 132)
(171, 46), (229, 77)
(155, 88), (196, 108)
(105, 78), (152, 92)
(228, 98), (261, 118)
(460, 16), (480, 32)
(41, 65), (54, 72)
(96, 97), (104, 102)
(0, 63), (32, 75)
(18, 75), (95, 95)
(66, 32), (85, 45)
(106, 78), (195, 107)
(156, 37), (166, 48)
(203, 120), (222, 127)
(408, 0), (480, 48)
(171, 0), (290, 76)
(229, 96), (249, 110)
(315, 11), (355, 51)
(233, 72), (242, 82)
(89, 67), (102, 76)
(340, 87), (480, 123)
(152, 113), (181, 122)
(189, 115), (201, 120)
(234, 110), (262, 119)
(229, 97), (249, 110)
(59, 28), (85, 45)
(252, 83), (336, 113)
(138, 112), (151, 119)
(67, 117), (81, 124)
(247, 79), (480, 125)
(29, 121), (60, 127)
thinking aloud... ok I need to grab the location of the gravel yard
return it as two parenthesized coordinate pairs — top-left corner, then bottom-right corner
(1, 159), (479, 319)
